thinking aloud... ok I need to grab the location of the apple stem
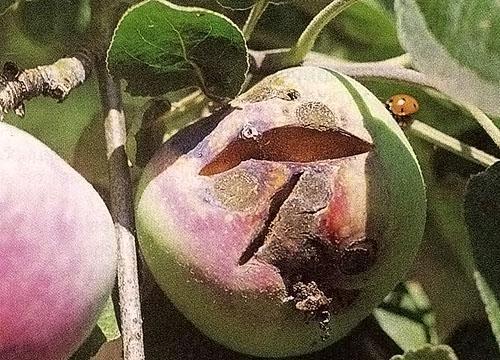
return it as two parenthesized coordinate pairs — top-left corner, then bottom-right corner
(97, 63), (146, 360)
(282, 0), (361, 67)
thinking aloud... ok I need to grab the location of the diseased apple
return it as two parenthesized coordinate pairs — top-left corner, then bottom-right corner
(0, 123), (117, 360)
(136, 67), (426, 357)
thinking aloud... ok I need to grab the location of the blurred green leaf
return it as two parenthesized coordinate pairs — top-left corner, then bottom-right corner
(0, 0), (15, 15)
(395, 0), (500, 116)
(390, 345), (458, 360)
(464, 162), (500, 347)
(69, 327), (106, 360)
(4, 79), (100, 164)
(97, 297), (121, 341)
(297, 0), (402, 61)
(375, 282), (438, 351)
(15, 0), (91, 46)
(378, 0), (395, 13)
(473, 272), (500, 349)
(465, 161), (500, 297)
(216, 0), (256, 9)
(70, 298), (120, 360)
(107, 0), (248, 99)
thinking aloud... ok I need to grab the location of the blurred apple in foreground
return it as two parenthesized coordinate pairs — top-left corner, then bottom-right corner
(0, 123), (117, 360)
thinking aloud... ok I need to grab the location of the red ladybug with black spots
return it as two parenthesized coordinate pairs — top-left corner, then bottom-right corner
(386, 94), (419, 128)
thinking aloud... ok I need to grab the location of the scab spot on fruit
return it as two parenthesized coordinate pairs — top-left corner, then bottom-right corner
(296, 101), (341, 129)
(212, 170), (259, 211)
(237, 75), (301, 103)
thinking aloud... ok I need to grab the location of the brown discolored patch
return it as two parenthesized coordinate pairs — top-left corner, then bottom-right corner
(238, 172), (301, 265)
(212, 170), (259, 211)
(243, 171), (368, 322)
(199, 126), (373, 176)
(296, 101), (342, 129)
(256, 171), (332, 268)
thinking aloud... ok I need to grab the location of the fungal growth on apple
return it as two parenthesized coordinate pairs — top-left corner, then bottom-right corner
(0, 123), (117, 360)
(136, 67), (426, 357)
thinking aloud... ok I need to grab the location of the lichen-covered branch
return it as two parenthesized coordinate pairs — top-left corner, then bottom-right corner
(0, 53), (93, 120)
(97, 63), (145, 360)
(0, 0), (123, 121)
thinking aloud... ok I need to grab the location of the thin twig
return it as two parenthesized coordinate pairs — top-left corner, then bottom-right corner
(408, 120), (499, 167)
(461, 103), (500, 150)
(242, 0), (270, 40)
(304, 52), (437, 89)
(283, 0), (360, 67)
(97, 64), (145, 360)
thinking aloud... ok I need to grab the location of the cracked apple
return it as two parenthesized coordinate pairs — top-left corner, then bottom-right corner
(136, 67), (426, 357)
(0, 123), (117, 360)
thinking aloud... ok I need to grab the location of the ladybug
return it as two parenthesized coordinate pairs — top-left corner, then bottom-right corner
(385, 94), (419, 128)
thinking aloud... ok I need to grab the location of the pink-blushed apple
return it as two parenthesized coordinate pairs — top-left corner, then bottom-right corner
(0, 123), (117, 360)
(136, 67), (426, 357)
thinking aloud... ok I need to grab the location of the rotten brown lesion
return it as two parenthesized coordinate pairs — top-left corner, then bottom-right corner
(199, 125), (373, 176)
(199, 100), (378, 330)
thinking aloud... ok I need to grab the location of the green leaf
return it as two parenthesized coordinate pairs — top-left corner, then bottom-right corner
(15, 0), (91, 45)
(216, 0), (287, 10)
(296, 0), (402, 62)
(70, 298), (120, 360)
(375, 282), (438, 351)
(474, 271), (500, 348)
(390, 345), (459, 360)
(395, 0), (500, 116)
(97, 296), (120, 341)
(0, 0), (15, 15)
(464, 162), (500, 347)
(464, 161), (500, 297)
(107, 0), (248, 99)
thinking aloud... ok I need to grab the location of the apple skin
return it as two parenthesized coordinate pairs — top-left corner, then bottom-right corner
(0, 123), (117, 360)
(136, 67), (426, 357)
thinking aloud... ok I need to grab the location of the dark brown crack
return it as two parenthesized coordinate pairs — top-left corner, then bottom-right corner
(238, 172), (303, 266)
(199, 125), (373, 176)
(251, 171), (367, 322)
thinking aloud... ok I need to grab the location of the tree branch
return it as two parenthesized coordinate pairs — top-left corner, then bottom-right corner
(0, 0), (124, 120)
(0, 53), (93, 120)
(97, 64), (145, 360)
